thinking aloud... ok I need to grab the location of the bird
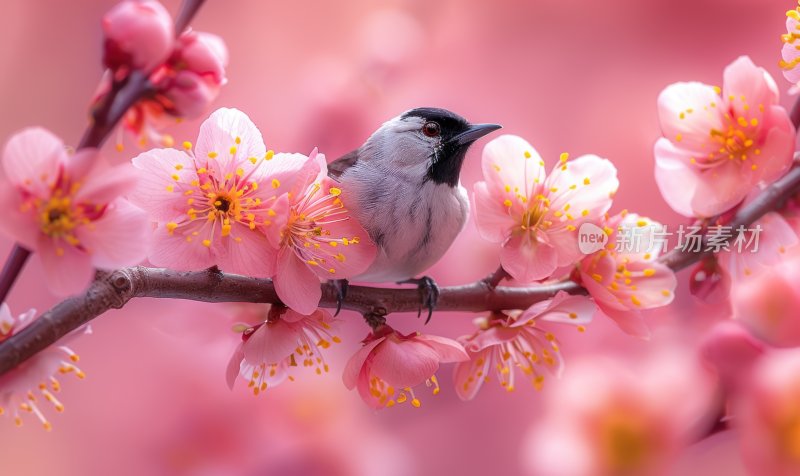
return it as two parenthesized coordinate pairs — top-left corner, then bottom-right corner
(328, 107), (501, 322)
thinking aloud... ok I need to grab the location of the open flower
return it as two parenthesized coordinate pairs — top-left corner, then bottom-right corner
(343, 325), (468, 409)
(522, 353), (715, 476)
(453, 291), (595, 401)
(781, 3), (800, 87)
(474, 134), (618, 282)
(654, 56), (795, 218)
(0, 304), (88, 430)
(0, 127), (148, 294)
(265, 151), (376, 314)
(226, 306), (340, 395)
(130, 108), (298, 277)
(579, 212), (677, 339)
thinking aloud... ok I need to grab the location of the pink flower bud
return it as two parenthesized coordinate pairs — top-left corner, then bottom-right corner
(102, 0), (175, 72)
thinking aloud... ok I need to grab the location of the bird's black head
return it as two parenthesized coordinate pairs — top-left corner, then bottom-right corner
(401, 107), (501, 187)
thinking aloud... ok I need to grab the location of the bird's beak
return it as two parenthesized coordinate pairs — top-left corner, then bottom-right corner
(452, 123), (502, 145)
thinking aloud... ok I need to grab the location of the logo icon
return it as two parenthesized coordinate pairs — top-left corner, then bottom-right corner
(578, 222), (608, 255)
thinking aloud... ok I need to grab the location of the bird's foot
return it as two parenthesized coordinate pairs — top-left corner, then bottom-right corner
(330, 279), (349, 317)
(397, 276), (439, 324)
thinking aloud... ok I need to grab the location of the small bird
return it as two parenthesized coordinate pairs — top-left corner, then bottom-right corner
(329, 107), (501, 321)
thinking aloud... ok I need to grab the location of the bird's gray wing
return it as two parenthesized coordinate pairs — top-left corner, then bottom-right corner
(327, 149), (359, 179)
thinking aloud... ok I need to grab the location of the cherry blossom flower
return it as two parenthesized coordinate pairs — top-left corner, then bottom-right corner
(226, 306), (341, 395)
(654, 56), (795, 218)
(0, 127), (148, 295)
(522, 353), (714, 476)
(102, 0), (174, 73)
(130, 107), (298, 277)
(111, 28), (228, 148)
(343, 325), (468, 409)
(0, 304), (88, 431)
(780, 3), (800, 87)
(737, 348), (800, 476)
(729, 251), (800, 348)
(700, 321), (766, 396)
(453, 291), (595, 401)
(474, 134), (618, 282)
(263, 150), (377, 314)
(579, 212), (677, 339)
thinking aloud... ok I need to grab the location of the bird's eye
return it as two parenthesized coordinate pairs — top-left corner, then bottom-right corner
(422, 121), (441, 137)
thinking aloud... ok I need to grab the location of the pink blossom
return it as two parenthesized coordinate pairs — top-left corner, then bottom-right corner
(0, 304), (88, 430)
(453, 291), (595, 401)
(226, 306), (341, 395)
(102, 0), (174, 73)
(579, 212), (677, 339)
(264, 150), (376, 314)
(737, 348), (800, 476)
(116, 30), (228, 148)
(729, 251), (800, 347)
(654, 56), (795, 218)
(474, 134), (618, 282)
(715, 211), (798, 283)
(130, 107), (297, 277)
(781, 5), (800, 86)
(699, 321), (766, 396)
(522, 353), (715, 476)
(342, 325), (468, 409)
(0, 127), (148, 295)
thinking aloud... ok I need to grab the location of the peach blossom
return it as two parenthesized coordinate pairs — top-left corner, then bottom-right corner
(226, 307), (341, 394)
(264, 150), (376, 314)
(473, 134), (618, 282)
(0, 304), (88, 431)
(654, 56), (795, 218)
(579, 212), (677, 338)
(0, 127), (148, 295)
(453, 291), (595, 401)
(342, 325), (467, 409)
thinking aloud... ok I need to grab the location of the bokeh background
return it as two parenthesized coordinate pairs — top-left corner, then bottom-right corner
(0, 0), (791, 475)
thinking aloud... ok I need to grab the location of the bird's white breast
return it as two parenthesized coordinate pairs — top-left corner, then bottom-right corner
(338, 162), (469, 282)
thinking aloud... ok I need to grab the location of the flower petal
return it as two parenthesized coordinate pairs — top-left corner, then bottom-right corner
(225, 343), (245, 390)
(274, 248), (322, 314)
(342, 336), (385, 389)
(2, 127), (67, 197)
(481, 135), (545, 202)
(130, 148), (197, 222)
(415, 334), (469, 362)
(369, 337), (441, 388)
(500, 233), (558, 282)
(37, 236), (94, 296)
(76, 199), (149, 269)
(472, 181), (515, 243)
(242, 320), (301, 365)
(195, 108), (267, 178)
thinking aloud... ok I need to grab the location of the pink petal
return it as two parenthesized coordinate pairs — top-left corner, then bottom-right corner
(545, 154), (618, 224)
(657, 81), (724, 151)
(453, 348), (491, 401)
(222, 229), (277, 278)
(75, 163), (139, 205)
(500, 233), (558, 282)
(653, 139), (701, 217)
(751, 107), (795, 186)
(369, 336), (440, 388)
(195, 108), (267, 178)
(0, 184), (39, 249)
(76, 199), (149, 269)
(37, 235), (94, 296)
(130, 148), (197, 222)
(147, 220), (216, 271)
(517, 291), (596, 326)
(723, 56), (779, 116)
(700, 321), (765, 395)
(718, 212), (799, 282)
(342, 336), (385, 389)
(598, 305), (651, 339)
(356, 366), (384, 409)
(64, 148), (99, 182)
(690, 161), (750, 217)
(415, 334), (469, 362)
(225, 343), (245, 390)
(462, 325), (519, 352)
(481, 135), (545, 202)
(274, 247), (322, 314)
(263, 194), (289, 249)
(242, 319), (301, 364)
(2, 127), (67, 197)
(472, 181), (516, 243)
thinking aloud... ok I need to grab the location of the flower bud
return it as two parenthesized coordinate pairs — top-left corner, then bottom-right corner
(102, 0), (175, 72)
(161, 32), (228, 118)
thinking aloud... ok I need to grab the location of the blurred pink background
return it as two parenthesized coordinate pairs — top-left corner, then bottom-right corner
(0, 0), (790, 475)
